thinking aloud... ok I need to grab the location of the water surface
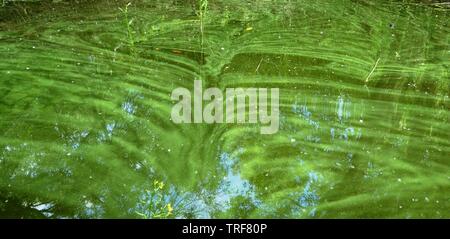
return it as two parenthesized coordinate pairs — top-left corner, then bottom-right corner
(0, 0), (449, 218)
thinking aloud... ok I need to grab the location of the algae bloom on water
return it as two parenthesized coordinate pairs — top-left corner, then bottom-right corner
(0, 0), (449, 219)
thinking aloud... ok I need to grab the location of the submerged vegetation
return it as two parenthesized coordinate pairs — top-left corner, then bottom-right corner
(198, 0), (208, 46)
(0, 0), (449, 218)
(119, 2), (135, 51)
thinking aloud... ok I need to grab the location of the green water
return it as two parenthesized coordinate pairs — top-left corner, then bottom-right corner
(0, 0), (449, 218)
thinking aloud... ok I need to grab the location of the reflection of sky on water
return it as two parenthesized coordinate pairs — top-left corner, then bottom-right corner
(84, 199), (104, 218)
(213, 151), (322, 218)
(292, 96), (362, 142)
(122, 101), (136, 115)
(122, 91), (144, 116)
(292, 102), (320, 130)
(214, 151), (260, 211)
(32, 203), (54, 217)
(97, 122), (116, 142)
(127, 150), (263, 218)
(133, 185), (179, 218)
(298, 172), (320, 210)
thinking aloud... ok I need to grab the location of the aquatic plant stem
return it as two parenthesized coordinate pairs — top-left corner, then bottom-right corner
(365, 57), (381, 83)
(119, 2), (135, 52)
(199, 0), (208, 65)
(255, 57), (264, 73)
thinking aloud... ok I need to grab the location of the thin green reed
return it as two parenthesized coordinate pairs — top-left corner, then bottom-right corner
(119, 2), (135, 52)
(199, 0), (208, 60)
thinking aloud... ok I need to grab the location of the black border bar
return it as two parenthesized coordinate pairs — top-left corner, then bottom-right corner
(0, 219), (448, 238)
